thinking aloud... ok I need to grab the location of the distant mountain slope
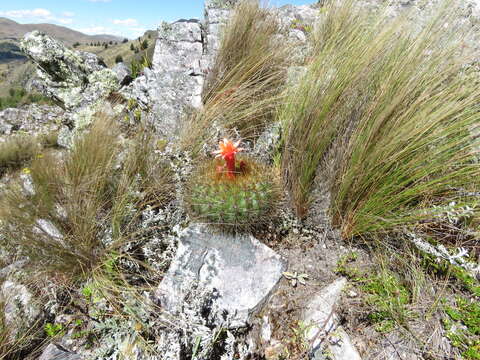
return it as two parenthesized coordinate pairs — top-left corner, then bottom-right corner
(0, 17), (123, 45)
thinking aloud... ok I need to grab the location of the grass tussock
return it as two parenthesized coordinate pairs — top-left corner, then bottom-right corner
(280, 0), (480, 237)
(183, 0), (289, 155)
(0, 116), (173, 278)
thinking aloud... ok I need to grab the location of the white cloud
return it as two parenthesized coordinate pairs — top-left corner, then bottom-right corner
(0, 8), (75, 26)
(77, 26), (120, 35)
(57, 18), (74, 25)
(0, 8), (52, 19)
(112, 18), (138, 26)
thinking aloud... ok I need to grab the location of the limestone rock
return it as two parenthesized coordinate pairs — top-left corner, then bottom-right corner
(38, 344), (83, 360)
(155, 224), (286, 328)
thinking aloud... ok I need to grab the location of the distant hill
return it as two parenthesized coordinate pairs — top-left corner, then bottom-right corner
(0, 17), (123, 45)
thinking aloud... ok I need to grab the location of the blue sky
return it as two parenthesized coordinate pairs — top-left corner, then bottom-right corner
(0, 0), (315, 38)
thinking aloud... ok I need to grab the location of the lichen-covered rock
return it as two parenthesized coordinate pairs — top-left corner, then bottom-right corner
(20, 31), (121, 138)
(122, 19), (204, 139)
(20, 31), (105, 88)
(1, 279), (43, 340)
(155, 224), (286, 329)
(0, 103), (64, 136)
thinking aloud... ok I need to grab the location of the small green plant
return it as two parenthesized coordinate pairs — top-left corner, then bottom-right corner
(44, 323), (63, 338)
(444, 297), (480, 359)
(361, 267), (413, 332)
(185, 139), (280, 230)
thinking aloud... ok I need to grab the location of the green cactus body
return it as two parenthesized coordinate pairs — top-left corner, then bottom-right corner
(186, 157), (280, 230)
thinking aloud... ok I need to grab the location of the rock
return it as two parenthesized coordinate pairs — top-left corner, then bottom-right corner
(112, 62), (133, 86)
(155, 224), (286, 328)
(20, 31), (121, 136)
(1, 279), (42, 340)
(303, 278), (362, 360)
(123, 19), (205, 139)
(0, 259), (28, 279)
(0, 104), (64, 136)
(38, 343), (83, 360)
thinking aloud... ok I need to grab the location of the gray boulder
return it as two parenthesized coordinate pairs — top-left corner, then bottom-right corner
(155, 224), (286, 328)
(112, 62), (133, 86)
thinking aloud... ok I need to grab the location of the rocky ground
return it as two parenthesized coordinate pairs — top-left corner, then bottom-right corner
(0, 0), (479, 359)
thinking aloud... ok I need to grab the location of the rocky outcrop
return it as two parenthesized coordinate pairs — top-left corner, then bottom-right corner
(20, 31), (121, 145)
(156, 224), (286, 329)
(122, 20), (204, 138)
(121, 2), (237, 139)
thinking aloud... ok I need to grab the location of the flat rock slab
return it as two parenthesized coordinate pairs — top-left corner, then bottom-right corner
(303, 278), (362, 360)
(38, 344), (83, 360)
(156, 224), (286, 328)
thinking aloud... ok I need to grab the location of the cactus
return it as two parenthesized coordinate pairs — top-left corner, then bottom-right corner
(185, 149), (280, 231)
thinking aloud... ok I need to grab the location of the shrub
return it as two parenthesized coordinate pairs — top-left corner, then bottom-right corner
(0, 116), (173, 278)
(115, 55), (124, 64)
(140, 39), (149, 50)
(280, 0), (480, 237)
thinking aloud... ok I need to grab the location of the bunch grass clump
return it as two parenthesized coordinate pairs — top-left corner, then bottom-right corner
(0, 116), (173, 278)
(185, 157), (281, 231)
(182, 0), (289, 156)
(280, 0), (480, 237)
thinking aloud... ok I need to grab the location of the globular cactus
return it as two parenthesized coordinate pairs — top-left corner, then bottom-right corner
(185, 139), (280, 231)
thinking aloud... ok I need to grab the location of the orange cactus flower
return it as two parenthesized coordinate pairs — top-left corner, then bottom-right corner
(212, 138), (244, 178)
